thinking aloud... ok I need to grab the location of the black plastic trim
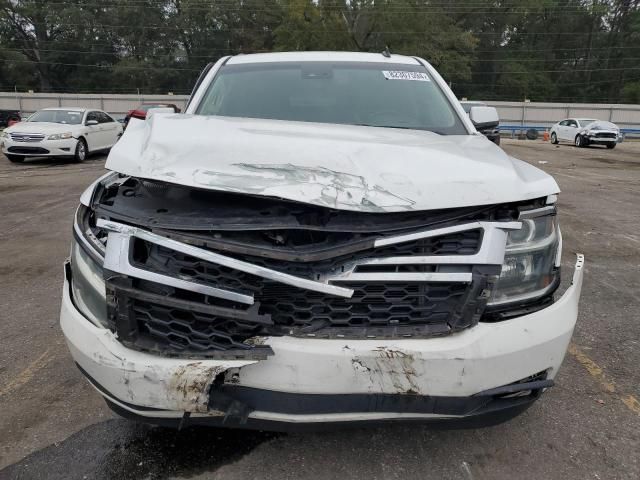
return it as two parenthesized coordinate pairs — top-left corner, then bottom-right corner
(105, 398), (535, 432)
(74, 358), (547, 431)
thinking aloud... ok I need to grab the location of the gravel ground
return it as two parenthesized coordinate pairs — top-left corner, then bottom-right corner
(0, 139), (639, 479)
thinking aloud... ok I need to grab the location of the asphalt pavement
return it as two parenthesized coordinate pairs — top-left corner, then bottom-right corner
(0, 140), (639, 479)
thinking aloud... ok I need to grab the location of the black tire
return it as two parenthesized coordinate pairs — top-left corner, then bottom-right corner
(526, 128), (538, 140)
(550, 132), (558, 144)
(606, 143), (616, 149)
(6, 154), (24, 163)
(73, 137), (88, 162)
(574, 135), (586, 147)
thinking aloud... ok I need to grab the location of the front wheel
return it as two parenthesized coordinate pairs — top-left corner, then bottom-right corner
(606, 143), (616, 149)
(574, 135), (587, 147)
(6, 154), (25, 163)
(73, 138), (88, 162)
(550, 132), (558, 144)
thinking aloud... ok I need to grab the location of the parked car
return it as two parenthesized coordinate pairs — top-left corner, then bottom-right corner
(460, 101), (501, 145)
(62, 52), (583, 430)
(1, 108), (122, 163)
(0, 109), (21, 128)
(550, 118), (620, 149)
(124, 103), (181, 128)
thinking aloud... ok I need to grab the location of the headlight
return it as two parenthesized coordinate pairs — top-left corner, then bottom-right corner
(488, 213), (560, 307)
(1, 131), (9, 138)
(48, 132), (73, 140)
(70, 237), (108, 327)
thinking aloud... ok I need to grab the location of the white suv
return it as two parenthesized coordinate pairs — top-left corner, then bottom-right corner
(60, 52), (583, 430)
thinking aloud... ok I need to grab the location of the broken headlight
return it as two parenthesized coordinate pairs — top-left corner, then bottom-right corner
(488, 213), (560, 307)
(70, 237), (108, 327)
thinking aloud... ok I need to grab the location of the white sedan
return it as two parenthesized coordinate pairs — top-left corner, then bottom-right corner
(1, 107), (123, 163)
(550, 118), (620, 149)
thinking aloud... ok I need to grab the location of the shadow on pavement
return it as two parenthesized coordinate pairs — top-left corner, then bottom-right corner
(0, 419), (280, 480)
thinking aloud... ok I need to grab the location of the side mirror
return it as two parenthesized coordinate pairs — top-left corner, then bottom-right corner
(469, 106), (499, 130)
(86, 120), (98, 126)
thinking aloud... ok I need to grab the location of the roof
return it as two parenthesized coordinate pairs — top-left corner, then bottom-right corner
(41, 107), (89, 112)
(227, 51), (422, 65)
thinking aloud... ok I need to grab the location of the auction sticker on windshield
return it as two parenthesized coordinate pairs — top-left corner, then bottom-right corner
(382, 71), (430, 81)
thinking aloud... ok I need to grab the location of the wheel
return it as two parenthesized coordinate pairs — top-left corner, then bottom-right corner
(6, 154), (24, 163)
(606, 143), (616, 149)
(550, 132), (558, 144)
(574, 135), (586, 147)
(73, 138), (88, 162)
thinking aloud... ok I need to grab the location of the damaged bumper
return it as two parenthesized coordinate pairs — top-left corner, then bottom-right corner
(61, 255), (584, 428)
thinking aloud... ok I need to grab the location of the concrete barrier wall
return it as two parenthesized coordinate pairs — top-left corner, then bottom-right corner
(1, 92), (639, 128)
(0, 93), (189, 119)
(485, 101), (640, 130)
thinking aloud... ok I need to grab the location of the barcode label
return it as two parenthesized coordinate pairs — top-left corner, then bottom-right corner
(382, 71), (430, 81)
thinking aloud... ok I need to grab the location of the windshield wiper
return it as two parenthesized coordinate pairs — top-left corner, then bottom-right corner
(354, 124), (445, 134)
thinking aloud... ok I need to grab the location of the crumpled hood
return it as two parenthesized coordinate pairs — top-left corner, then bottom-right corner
(581, 120), (619, 132)
(106, 114), (559, 213)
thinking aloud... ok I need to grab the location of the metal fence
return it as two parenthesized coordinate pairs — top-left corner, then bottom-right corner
(1, 92), (639, 132)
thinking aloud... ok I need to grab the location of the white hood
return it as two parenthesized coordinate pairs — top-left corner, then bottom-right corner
(106, 114), (559, 213)
(5, 122), (81, 134)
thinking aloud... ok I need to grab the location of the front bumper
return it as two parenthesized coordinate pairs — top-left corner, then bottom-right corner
(584, 132), (619, 143)
(1, 137), (78, 156)
(61, 255), (584, 428)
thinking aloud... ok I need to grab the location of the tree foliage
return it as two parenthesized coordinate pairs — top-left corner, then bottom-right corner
(0, 0), (638, 102)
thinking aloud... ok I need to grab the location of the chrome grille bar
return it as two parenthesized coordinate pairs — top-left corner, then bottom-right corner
(103, 231), (255, 305)
(9, 132), (45, 143)
(98, 219), (355, 300)
(98, 218), (522, 302)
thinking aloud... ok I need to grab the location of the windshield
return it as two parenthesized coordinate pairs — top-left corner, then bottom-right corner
(578, 118), (597, 126)
(28, 110), (83, 125)
(196, 62), (467, 135)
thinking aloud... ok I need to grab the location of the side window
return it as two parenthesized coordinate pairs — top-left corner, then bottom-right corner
(86, 111), (99, 124)
(97, 112), (113, 123)
(559, 120), (568, 126)
(568, 120), (578, 127)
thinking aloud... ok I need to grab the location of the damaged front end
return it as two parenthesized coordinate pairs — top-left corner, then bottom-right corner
(62, 173), (582, 428)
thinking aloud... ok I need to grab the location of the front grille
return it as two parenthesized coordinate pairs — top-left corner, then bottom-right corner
(7, 146), (49, 154)
(9, 133), (45, 142)
(257, 281), (468, 332)
(103, 226), (491, 358)
(128, 281), (468, 356)
(133, 300), (261, 354)
(133, 230), (481, 294)
(594, 132), (617, 139)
